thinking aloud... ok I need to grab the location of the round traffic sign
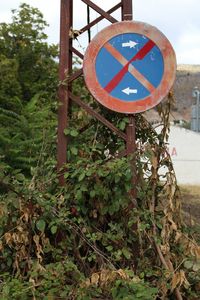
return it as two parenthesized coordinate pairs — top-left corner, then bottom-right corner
(83, 21), (176, 114)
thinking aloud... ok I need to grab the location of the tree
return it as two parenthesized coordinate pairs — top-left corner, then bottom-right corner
(0, 4), (58, 174)
(0, 3), (58, 102)
(0, 54), (22, 113)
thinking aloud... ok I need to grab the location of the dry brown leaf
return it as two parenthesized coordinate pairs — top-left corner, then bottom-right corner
(160, 244), (170, 255)
(195, 247), (200, 258)
(0, 240), (3, 251)
(0, 205), (6, 216)
(4, 232), (12, 246)
(116, 269), (129, 280)
(29, 277), (36, 296)
(80, 269), (132, 289)
(171, 272), (181, 291)
(84, 278), (91, 288)
(90, 272), (100, 286)
(33, 234), (43, 261)
(99, 269), (110, 285)
(175, 231), (182, 242)
(171, 270), (190, 291)
(20, 208), (30, 222)
(108, 271), (118, 282)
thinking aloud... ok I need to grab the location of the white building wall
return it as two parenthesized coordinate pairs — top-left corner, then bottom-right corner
(167, 126), (200, 185)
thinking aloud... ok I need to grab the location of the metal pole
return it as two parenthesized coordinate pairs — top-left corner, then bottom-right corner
(57, 0), (73, 185)
(192, 87), (200, 132)
(121, 0), (136, 178)
(197, 91), (200, 132)
(122, 0), (139, 269)
(122, 0), (133, 21)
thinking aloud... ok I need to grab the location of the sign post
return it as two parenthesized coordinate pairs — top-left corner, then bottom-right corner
(58, 0), (176, 192)
(83, 3), (176, 215)
(122, 0), (136, 194)
(57, 0), (176, 270)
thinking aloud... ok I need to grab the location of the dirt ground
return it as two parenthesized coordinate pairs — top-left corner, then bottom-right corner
(180, 185), (200, 241)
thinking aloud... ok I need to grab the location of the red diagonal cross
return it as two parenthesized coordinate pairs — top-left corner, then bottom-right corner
(104, 40), (155, 93)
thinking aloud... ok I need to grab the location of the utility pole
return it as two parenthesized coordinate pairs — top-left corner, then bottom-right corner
(192, 87), (200, 132)
(121, 1), (137, 204)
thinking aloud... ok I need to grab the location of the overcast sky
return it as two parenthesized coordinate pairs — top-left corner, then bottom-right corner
(1, 0), (200, 65)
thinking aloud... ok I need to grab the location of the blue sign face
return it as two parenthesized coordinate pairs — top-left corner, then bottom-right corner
(95, 33), (164, 102)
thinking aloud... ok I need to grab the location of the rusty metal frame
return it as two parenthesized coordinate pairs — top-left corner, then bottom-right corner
(57, 0), (73, 185)
(57, 0), (136, 184)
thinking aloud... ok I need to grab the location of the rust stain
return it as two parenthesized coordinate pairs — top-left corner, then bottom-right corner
(83, 20), (176, 114)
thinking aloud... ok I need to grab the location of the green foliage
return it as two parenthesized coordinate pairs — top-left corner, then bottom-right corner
(0, 3), (200, 300)
(0, 3), (58, 101)
(0, 55), (22, 113)
(0, 3), (58, 175)
(111, 279), (158, 300)
(0, 92), (57, 173)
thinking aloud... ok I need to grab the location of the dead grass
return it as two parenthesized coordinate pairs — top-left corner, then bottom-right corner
(181, 185), (200, 197)
(180, 185), (200, 241)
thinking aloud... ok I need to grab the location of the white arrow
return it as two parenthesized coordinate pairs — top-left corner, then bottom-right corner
(122, 40), (138, 48)
(122, 87), (138, 95)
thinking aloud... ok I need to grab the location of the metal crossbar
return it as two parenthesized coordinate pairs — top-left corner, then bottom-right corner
(57, 0), (135, 185)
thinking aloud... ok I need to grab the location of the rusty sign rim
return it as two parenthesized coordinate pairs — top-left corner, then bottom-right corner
(83, 21), (177, 114)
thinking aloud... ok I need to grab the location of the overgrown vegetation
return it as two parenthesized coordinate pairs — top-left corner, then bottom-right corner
(0, 4), (200, 300)
(0, 3), (58, 174)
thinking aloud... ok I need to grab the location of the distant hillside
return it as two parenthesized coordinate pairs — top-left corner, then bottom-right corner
(177, 64), (200, 73)
(173, 64), (200, 121)
(145, 64), (200, 123)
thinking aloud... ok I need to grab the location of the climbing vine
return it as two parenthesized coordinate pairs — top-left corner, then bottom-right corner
(0, 91), (200, 299)
(0, 4), (200, 300)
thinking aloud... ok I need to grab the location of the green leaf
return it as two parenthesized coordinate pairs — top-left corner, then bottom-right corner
(184, 260), (193, 270)
(78, 172), (85, 181)
(119, 121), (126, 130)
(51, 225), (57, 234)
(106, 245), (113, 252)
(15, 173), (25, 181)
(2, 285), (10, 296)
(64, 128), (70, 135)
(71, 146), (78, 155)
(7, 257), (13, 267)
(64, 172), (70, 179)
(76, 189), (82, 200)
(70, 129), (79, 137)
(36, 219), (46, 232)
(115, 176), (121, 183)
(122, 247), (131, 259)
(90, 190), (96, 197)
(86, 169), (93, 176)
(192, 261), (200, 271)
